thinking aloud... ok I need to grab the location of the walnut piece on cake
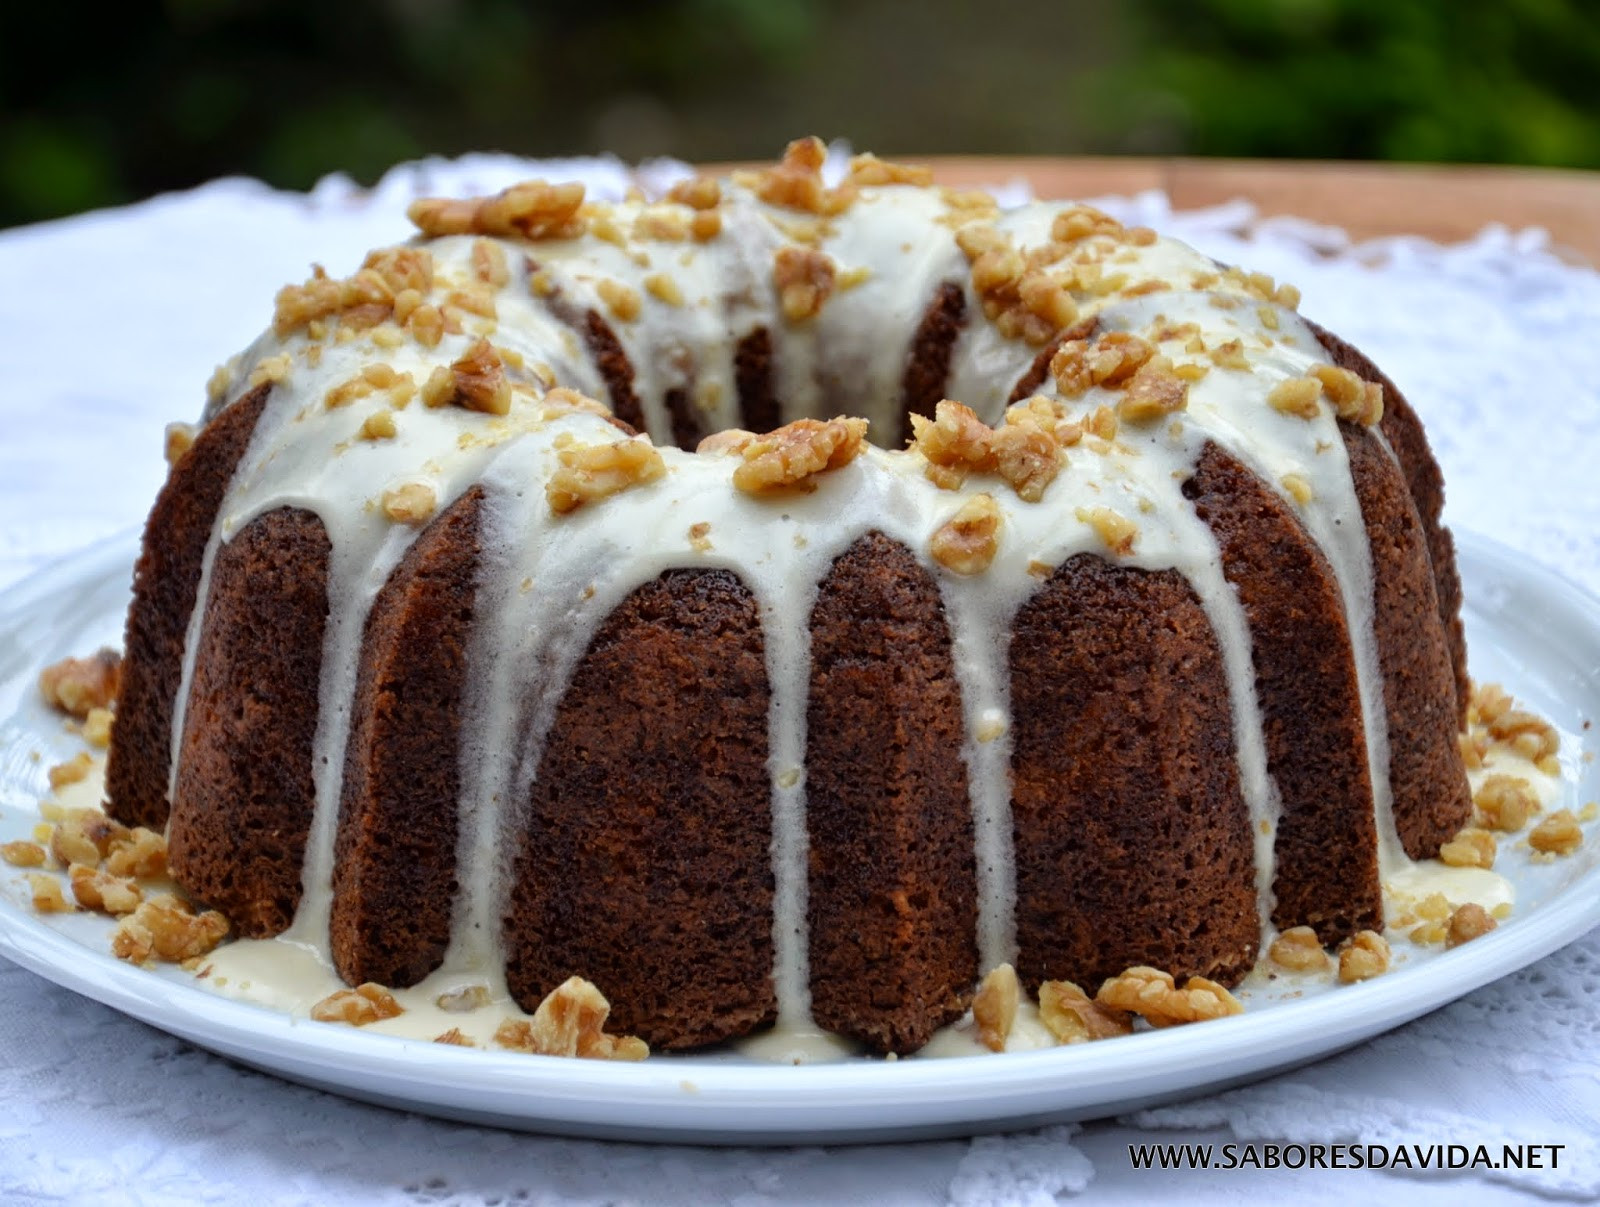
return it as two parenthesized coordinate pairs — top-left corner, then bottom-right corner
(729, 417), (867, 494)
(546, 435), (667, 513)
(930, 494), (1003, 575)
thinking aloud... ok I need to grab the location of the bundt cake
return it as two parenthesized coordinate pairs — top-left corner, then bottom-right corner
(104, 138), (1473, 1056)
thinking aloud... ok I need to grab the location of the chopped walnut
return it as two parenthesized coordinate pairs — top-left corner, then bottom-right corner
(1487, 708), (1560, 762)
(494, 976), (648, 1061)
(1439, 826), (1497, 869)
(434, 1028), (474, 1047)
(909, 400), (1062, 502)
(408, 180), (586, 241)
(50, 809), (128, 867)
(989, 422), (1061, 503)
(111, 894), (229, 964)
(1051, 204), (1126, 244)
(418, 339), (512, 416)
(359, 411), (397, 441)
(470, 238), (510, 288)
(1, 840), (45, 868)
(546, 436), (667, 514)
(1096, 966), (1244, 1026)
(1446, 903), (1497, 949)
(1267, 926), (1331, 973)
(1086, 404), (1119, 442)
(68, 863), (143, 915)
(644, 273), (685, 306)
(1050, 333), (1155, 397)
(1117, 357), (1190, 424)
(381, 482), (438, 526)
(105, 827), (167, 879)
(165, 422), (197, 468)
(973, 963), (1021, 1052)
(1309, 364), (1384, 425)
(930, 494), (1003, 575)
(596, 278), (642, 323)
(1337, 930), (1390, 982)
(82, 707), (114, 748)
(1075, 506), (1137, 556)
(731, 417), (868, 494)
(773, 246), (837, 321)
(38, 650), (121, 718)
(1473, 774), (1537, 831)
(27, 874), (75, 914)
(1529, 809), (1583, 856)
(1267, 376), (1323, 420)
(47, 752), (93, 791)
(311, 982), (405, 1026)
(1471, 682), (1515, 725)
(1207, 339), (1251, 371)
(734, 136), (856, 217)
(846, 153), (934, 186)
(696, 429), (756, 457)
(666, 176), (722, 209)
(688, 521), (712, 552)
(436, 984), (491, 1013)
(1280, 473), (1314, 505)
(909, 400), (995, 488)
(1038, 979), (1133, 1043)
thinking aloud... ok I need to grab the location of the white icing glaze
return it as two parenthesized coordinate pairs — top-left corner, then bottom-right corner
(163, 173), (1432, 1050)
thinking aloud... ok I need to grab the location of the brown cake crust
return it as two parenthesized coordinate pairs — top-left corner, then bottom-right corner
(805, 532), (978, 1054)
(1310, 321), (1468, 720)
(1009, 553), (1258, 993)
(735, 328), (779, 434)
(899, 281), (967, 443)
(663, 385), (704, 450)
(1183, 443), (1382, 942)
(167, 506), (331, 936)
(106, 384), (272, 830)
(579, 309), (647, 433)
(1342, 423), (1474, 857)
(329, 487), (484, 988)
(502, 569), (775, 1048)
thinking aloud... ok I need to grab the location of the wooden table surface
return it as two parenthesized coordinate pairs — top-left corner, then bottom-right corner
(719, 157), (1599, 266)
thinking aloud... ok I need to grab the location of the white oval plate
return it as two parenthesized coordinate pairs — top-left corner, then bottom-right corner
(0, 529), (1596, 1145)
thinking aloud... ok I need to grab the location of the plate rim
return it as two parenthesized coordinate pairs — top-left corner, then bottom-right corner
(1, 526), (1597, 1142)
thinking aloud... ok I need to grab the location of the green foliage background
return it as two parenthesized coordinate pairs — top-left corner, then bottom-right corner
(3, 0), (1597, 228)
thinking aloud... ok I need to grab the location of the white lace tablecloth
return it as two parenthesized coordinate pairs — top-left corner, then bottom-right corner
(2, 153), (1598, 1205)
